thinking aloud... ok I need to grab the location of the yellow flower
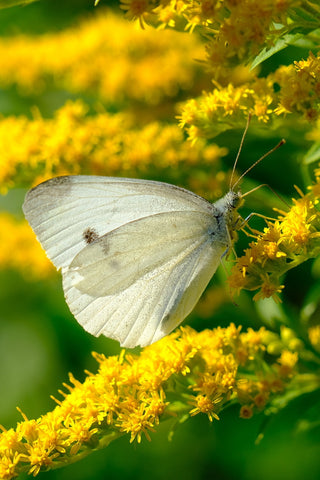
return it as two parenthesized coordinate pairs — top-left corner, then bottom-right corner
(277, 194), (320, 249)
(262, 241), (286, 261)
(228, 181), (320, 300)
(274, 52), (320, 121)
(178, 78), (277, 139)
(308, 325), (320, 353)
(0, 100), (227, 195)
(275, 350), (298, 378)
(153, 0), (302, 82)
(253, 275), (284, 303)
(0, 11), (205, 106)
(179, 49), (320, 141)
(0, 213), (52, 277)
(0, 324), (303, 477)
(120, 0), (154, 26)
(0, 450), (21, 480)
(189, 394), (221, 422)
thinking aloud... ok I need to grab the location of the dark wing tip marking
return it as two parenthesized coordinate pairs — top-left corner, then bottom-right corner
(83, 227), (99, 245)
(30, 175), (71, 192)
(24, 175), (72, 205)
(46, 176), (71, 186)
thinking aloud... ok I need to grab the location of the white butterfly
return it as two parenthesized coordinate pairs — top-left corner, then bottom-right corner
(23, 175), (242, 348)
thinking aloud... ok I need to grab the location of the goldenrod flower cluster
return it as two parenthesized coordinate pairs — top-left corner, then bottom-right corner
(1, 323), (316, 479)
(115, 0), (320, 81)
(179, 79), (275, 140)
(179, 51), (320, 140)
(274, 52), (320, 121)
(228, 184), (320, 301)
(85, 0), (320, 139)
(0, 11), (205, 106)
(0, 100), (226, 193)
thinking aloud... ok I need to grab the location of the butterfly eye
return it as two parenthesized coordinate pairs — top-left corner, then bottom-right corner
(230, 192), (242, 209)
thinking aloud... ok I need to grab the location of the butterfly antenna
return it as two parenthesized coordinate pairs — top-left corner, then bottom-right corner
(232, 138), (286, 190)
(229, 113), (252, 190)
(242, 182), (290, 208)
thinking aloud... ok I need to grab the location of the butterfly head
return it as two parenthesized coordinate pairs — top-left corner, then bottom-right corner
(224, 189), (243, 230)
(225, 189), (243, 210)
(214, 189), (243, 216)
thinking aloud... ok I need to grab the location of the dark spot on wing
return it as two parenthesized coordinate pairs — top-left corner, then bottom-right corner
(49, 176), (71, 186)
(109, 259), (119, 269)
(83, 227), (99, 244)
(101, 239), (109, 255)
(25, 175), (73, 205)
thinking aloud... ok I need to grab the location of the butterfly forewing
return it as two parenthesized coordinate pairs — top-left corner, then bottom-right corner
(23, 176), (214, 270)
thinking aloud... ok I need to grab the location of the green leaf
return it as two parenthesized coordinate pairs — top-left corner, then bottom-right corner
(295, 417), (320, 433)
(301, 280), (320, 326)
(250, 33), (303, 70)
(255, 297), (290, 328)
(290, 7), (320, 24)
(303, 142), (320, 166)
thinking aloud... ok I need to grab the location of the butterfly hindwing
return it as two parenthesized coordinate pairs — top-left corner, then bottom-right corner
(62, 211), (225, 347)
